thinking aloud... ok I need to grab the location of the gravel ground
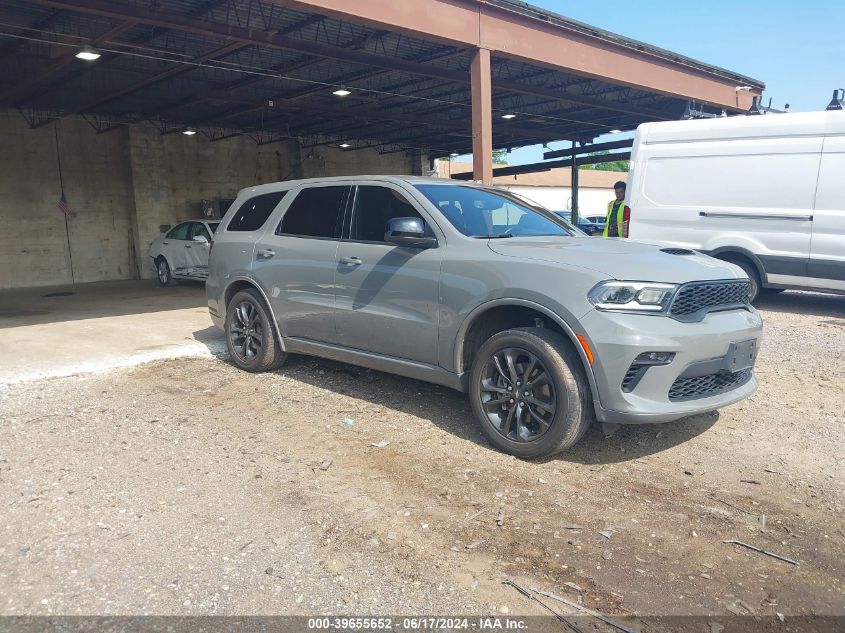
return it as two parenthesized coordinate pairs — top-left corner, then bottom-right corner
(0, 291), (843, 621)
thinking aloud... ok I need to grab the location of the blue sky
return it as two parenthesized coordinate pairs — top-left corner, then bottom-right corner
(480, 0), (845, 164)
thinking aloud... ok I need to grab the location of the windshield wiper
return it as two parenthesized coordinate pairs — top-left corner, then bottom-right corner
(482, 233), (515, 239)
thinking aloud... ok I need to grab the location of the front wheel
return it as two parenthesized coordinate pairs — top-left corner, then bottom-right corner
(225, 289), (286, 372)
(155, 257), (176, 287)
(469, 327), (593, 458)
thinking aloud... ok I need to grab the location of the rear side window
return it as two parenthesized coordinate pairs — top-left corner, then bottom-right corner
(277, 186), (350, 239)
(166, 223), (190, 239)
(227, 191), (287, 232)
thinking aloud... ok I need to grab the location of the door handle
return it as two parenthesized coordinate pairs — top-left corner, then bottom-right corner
(339, 256), (362, 266)
(185, 244), (192, 248)
(257, 248), (275, 259)
(163, 241), (169, 245)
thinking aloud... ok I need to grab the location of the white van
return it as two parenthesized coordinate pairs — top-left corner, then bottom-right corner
(627, 110), (845, 299)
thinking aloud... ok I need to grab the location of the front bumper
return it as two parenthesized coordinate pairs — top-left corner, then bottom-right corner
(579, 307), (763, 424)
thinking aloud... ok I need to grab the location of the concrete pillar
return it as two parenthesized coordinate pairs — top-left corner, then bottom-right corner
(470, 47), (493, 184)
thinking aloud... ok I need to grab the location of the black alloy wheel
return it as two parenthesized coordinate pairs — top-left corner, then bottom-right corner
(479, 347), (556, 443)
(224, 289), (286, 372)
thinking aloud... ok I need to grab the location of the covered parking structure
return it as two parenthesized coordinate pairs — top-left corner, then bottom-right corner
(0, 0), (764, 289)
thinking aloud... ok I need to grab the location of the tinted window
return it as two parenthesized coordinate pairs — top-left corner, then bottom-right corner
(350, 186), (424, 242)
(227, 191), (287, 232)
(414, 184), (573, 238)
(278, 186), (350, 239)
(208, 222), (220, 233)
(166, 223), (190, 240)
(190, 223), (211, 241)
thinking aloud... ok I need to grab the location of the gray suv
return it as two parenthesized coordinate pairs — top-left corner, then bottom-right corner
(207, 176), (762, 458)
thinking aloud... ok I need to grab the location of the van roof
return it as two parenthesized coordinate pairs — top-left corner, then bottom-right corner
(638, 110), (845, 144)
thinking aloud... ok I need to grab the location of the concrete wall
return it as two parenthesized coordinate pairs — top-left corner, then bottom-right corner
(0, 111), (419, 289)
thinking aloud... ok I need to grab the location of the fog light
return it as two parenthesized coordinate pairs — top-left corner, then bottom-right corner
(635, 351), (675, 365)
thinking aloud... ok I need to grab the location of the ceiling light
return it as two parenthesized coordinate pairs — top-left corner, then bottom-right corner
(182, 127), (197, 136)
(449, 152), (460, 157)
(609, 129), (622, 134)
(75, 45), (101, 61)
(338, 142), (351, 148)
(501, 113), (517, 119)
(332, 88), (352, 97)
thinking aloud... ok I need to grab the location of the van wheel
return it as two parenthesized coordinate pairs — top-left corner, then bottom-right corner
(225, 289), (286, 372)
(723, 257), (761, 302)
(469, 327), (593, 458)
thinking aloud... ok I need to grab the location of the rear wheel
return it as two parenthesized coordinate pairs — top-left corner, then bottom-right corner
(225, 289), (286, 372)
(723, 257), (761, 302)
(468, 327), (593, 458)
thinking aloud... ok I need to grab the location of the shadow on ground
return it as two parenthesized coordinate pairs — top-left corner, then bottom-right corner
(196, 338), (720, 466)
(0, 280), (207, 328)
(755, 290), (845, 318)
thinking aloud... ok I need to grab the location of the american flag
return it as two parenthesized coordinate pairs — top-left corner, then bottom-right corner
(57, 192), (72, 216)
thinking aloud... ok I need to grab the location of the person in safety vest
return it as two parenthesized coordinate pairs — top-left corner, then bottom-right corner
(602, 181), (630, 238)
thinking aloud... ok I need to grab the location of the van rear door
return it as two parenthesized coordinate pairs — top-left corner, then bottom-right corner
(809, 136), (845, 291)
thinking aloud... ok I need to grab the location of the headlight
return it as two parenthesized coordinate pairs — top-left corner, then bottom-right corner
(588, 281), (678, 313)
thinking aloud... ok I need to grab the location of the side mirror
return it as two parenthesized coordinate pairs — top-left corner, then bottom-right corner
(193, 234), (209, 244)
(385, 217), (437, 249)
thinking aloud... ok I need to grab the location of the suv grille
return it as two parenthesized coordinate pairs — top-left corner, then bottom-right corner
(668, 369), (752, 402)
(669, 280), (751, 319)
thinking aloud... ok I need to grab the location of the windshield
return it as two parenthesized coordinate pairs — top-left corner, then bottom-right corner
(415, 184), (579, 238)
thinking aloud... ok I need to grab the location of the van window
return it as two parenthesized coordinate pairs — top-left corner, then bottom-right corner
(643, 153), (820, 210)
(227, 191), (287, 232)
(277, 186), (350, 239)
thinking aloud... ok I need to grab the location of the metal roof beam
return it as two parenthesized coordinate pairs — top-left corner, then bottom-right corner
(26, 0), (674, 119)
(451, 150), (632, 180)
(0, 19), (136, 105)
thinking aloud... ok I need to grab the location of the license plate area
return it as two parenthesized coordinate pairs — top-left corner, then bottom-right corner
(724, 339), (758, 373)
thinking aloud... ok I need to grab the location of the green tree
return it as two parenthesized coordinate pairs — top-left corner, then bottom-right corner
(492, 149), (508, 164)
(579, 150), (629, 172)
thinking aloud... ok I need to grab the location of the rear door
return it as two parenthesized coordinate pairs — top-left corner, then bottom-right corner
(809, 135), (845, 290)
(334, 183), (443, 364)
(252, 184), (351, 343)
(185, 222), (212, 277)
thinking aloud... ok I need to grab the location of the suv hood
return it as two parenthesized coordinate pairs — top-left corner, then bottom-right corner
(487, 237), (743, 284)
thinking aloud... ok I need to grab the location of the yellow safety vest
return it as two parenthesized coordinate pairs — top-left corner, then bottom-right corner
(602, 200), (627, 237)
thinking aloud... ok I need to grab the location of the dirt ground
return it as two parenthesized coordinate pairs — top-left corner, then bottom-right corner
(1, 291), (843, 623)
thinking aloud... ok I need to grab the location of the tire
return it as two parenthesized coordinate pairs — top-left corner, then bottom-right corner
(724, 257), (761, 302)
(468, 327), (593, 458)
(224, 289), (286, 372)
(155, 257), (177, 287)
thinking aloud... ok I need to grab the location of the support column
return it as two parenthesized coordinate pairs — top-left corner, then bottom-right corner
(570, 140), (579, 225)
(470, 47), (493, 184)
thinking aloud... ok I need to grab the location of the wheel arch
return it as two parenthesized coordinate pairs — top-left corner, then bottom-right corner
(453, 299), (598, 397)
(222, 277), (286, 351)
(707, 246), (767, 285)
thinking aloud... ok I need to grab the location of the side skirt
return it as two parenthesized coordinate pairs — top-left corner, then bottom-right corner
(284, 337), (465, 392)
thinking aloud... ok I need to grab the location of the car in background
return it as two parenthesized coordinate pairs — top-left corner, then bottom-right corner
(206, 176), (761, 458)
(149, 219), (220, 285)
(554, 212), (604, 236)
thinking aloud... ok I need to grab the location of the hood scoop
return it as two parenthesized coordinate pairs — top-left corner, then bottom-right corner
(661, 248), (696, 256)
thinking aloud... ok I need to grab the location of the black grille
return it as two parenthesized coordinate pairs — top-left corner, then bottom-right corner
(669, 369), (752, 401)
(669, 280), (751, 319)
